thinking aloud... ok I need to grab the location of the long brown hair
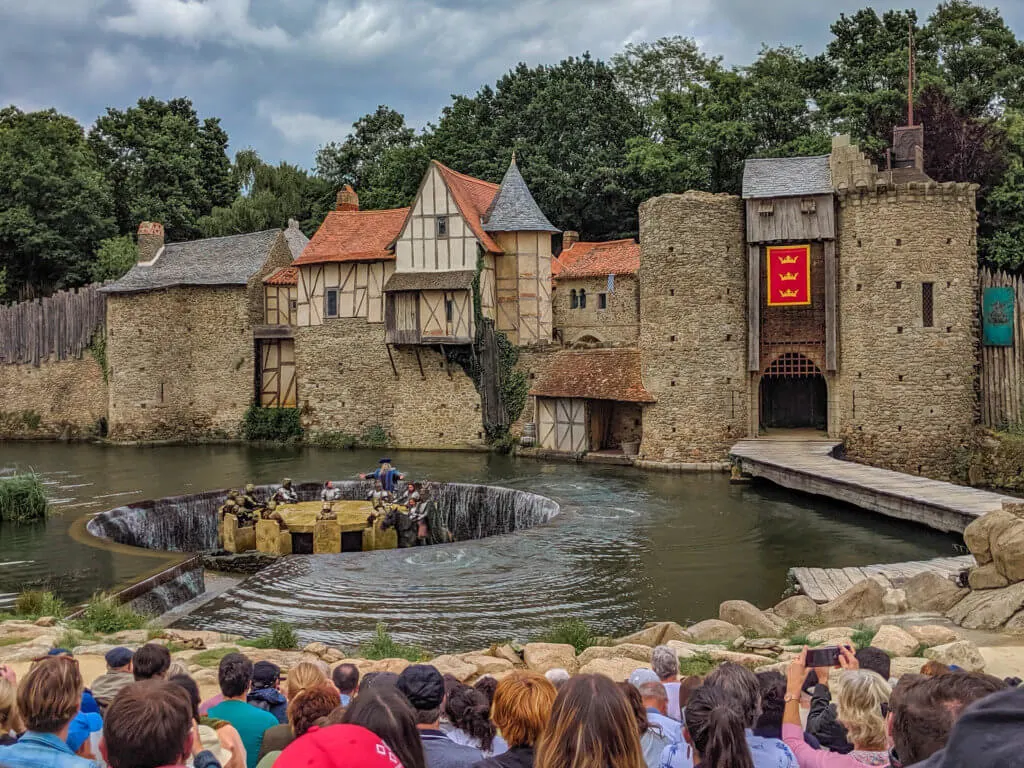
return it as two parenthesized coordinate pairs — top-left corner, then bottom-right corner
(341, 687), (426, 768)
(684, 683), (754, 768)
(535, 674), (645, 768)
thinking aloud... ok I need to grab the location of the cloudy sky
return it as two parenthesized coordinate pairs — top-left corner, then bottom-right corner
(1, 0), (1021, 169)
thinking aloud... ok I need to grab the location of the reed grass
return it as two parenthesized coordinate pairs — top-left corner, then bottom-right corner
(0, 473), (48, 523)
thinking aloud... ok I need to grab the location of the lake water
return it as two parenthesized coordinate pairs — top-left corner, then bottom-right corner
(0, 442), (960, 650)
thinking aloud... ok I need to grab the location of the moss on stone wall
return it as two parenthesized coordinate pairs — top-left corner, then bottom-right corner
(969, 430), (1024, 490)
(242, 405), (303, 442)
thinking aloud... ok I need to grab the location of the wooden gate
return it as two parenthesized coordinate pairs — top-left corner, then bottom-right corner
(759, 353), (826, 430)
(537, 397), (588, 453)
(259, 339), (297, 408)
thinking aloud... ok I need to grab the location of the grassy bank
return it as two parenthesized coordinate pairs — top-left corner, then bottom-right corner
(0, 473), (48, 523)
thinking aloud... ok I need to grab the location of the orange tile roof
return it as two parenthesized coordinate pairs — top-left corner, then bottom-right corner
(294, 208), (409, 266)
(553, 239), (640, 279)
(263, 266), (297, 285)
(433, 161), (502, 253)
(530, 349), (655, 403)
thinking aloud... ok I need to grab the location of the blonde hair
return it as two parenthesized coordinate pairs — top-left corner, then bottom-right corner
(836, 670), (891, 751)
(492, 671), (557, 748)
(0, 677), (24, 734)
(167, 660), (189, 679)
(286, 661), (329, 699)
(18, 656), (83, 733)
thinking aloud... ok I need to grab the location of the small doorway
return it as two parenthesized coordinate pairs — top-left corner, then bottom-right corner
(760, 353), (827, 431)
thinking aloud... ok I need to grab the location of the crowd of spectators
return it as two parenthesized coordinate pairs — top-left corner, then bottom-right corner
(0, 639), (1021, 768)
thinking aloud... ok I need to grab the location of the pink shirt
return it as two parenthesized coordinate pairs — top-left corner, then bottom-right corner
(781, 724), (888, 768)
(199, 694), (224, 716)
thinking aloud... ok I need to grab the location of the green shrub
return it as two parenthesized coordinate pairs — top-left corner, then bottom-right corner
(14, 590), (65, 619)
(678, 652), (719, 677)
(0, 473), (49, 523)
(239, 620), (299, 650)
(72, 593), (148, 634)
(0, 636), (30, 648)
(359, 424), (389, 449)
(192, 647), (241, 668)
(359, 623), (427, 662)
(311, 430), (357, 449)
(850, 625), (876, 651)
(789, 634), (812, 647)
(535, 619), (594, 654)
(242, 406), (303, 442)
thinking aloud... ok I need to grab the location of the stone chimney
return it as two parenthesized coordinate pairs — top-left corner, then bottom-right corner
(336, 185), (359, 212)
(136, 222), (165, 263)
(892, 125), (925, 170)
(562, 231), (579, 251)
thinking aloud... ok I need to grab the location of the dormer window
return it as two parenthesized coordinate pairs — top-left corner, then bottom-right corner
(436, 216), (448, 238)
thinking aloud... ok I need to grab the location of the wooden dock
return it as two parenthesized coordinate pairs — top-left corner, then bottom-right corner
(730, 439), (1015, 534)
(790, 555), (974, 603)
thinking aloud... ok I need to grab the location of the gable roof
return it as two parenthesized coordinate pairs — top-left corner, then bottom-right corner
(99, 230), (282, 294)
(295, 208), (409, 266)
(742, 155), (833, 199)
(530, 349), (655, 403)
(554, 239), (640, 279)
(284, 220), (310, 260)
(432, 161), (503, 253)
(264, 266), (298, 286)
(483, 158), (558, 233)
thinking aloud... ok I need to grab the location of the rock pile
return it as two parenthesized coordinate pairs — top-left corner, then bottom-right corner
(951, 501), (1024, 631)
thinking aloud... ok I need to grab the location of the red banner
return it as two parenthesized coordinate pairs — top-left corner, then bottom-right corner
(766, 245), (811, 306)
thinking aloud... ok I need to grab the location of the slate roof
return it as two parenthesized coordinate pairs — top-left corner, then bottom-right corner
(742, 155), (833, 199)
(384, 270), (476, 292)
(284, 220), (310, 260)
(432, 162), (503, 253)
(100, 230), (282, 294)
(295, 208), (409, 265)
(530, 349), (656, 403)
(264, 267), (298, 286)
(554, 239), (640, 279)
(483, 158), (558, 233)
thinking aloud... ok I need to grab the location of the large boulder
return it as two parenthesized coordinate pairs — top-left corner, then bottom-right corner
(819, 579), (885, 624)
(460, 655), (515, 677)
(883, 589), (909, 615)
(719, 601), (786, 636)
(947, 581), (1024, 630)
(492, 645), (522, 666)
(702, 648), (775, 669)
(430, 655), (478, 682)
(992, 521), (1024, 583)
(578, 657), (651, 681)
(523, 643), (578, 675)
(807, 627), (856, 646)
(1005, 610), (1024, 633)
(686, 620), (742, 644)
(614, 622), (691, 647)
(870, 625), (920, 657)
(665, 640), (703, 660)
(890, 657), (929, 679)
(924, 641), (985, 673)
(774, 595), (818, 621)
(964, 510), (1019, 566)
(577, 644), (652, 668)
(905, 625), (960, 647)
(904, 571), (969, 613)
(969, 563), (1010, 590)
(359, 658), (411, 675)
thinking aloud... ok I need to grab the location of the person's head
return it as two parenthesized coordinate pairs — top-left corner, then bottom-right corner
(245, 483), (255, 494)
(0, 675), (24, 733)
(855, 647), (891, 682)
(835, 670), (891, 750)
(252, 661), (282, 691)
(446, 684), (496, 751)
(342, 686), (426, 768)
(679, 675), (703, 713)
(908, 685), (1024, 768)
(101, 680), (195, 768)
(374, 480), (383, 491)
(288, 683), (341, 738)
(325, 481), (333, 489)
(396, 664), (445, 726)
(890, 671), (1008, 766)
(17, 656), (83, 734)
(754, 671), (786, 734)
(491, 671), (556, 749)
(105, 647), (134, 673)
(132, 643), (172, 681)
(651, 645), (680, 682)
(535, 674), (645, 768)
(272, 724), (405, 768)
(360, 671), (399, 692)
(920, 660), (953, 677)
(286, 660), (329, 699)
(168, 674), (201, 722)
(704, 662), (760, 728)
(473, 675), (498, 705)
(638, 680), (669, 716)
(544, 668), (570, 690)
(406, 482), (415, 493)
(333, 663), (360, 696)
(283, 478), (293, 488)
(684, 683), (754, 768)
(617, 681), (649, 737)
(218, 652), (254, 698)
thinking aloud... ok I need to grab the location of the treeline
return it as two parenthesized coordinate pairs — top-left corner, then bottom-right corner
(2, 0), (1024, 301)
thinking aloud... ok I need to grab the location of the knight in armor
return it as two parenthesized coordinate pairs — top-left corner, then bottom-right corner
(360, 459), (404, 492)
(321, 481), (341, 503)
(273, 478), (298, 504)
(240, 483), (261, 510)
(259, 499), (289, 530)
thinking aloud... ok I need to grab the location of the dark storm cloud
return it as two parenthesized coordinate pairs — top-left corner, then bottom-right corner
(0, 1), (1020, 167)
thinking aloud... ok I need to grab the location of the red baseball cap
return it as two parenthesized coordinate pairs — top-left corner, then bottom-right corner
(275, 725), (404, 768)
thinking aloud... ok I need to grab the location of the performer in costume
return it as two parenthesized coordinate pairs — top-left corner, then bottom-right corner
(360, 459), (404, 492)
(272, 477), (298, 504)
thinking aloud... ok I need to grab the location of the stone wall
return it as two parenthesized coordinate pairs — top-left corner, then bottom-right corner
(638, 192), (748, 462)
(553, 275), (639, 346)
(833, 183), (979, 480)
(0, 355), (107, 438)
(969, 431), (1024, 491)
(106, 287), (255, 440)
(511, 345), (561, 436)
(294, 319), (486, 449)
(247, 233), (296, 326)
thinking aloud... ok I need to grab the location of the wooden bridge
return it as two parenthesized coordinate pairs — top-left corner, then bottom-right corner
(790, 555), (974, 603)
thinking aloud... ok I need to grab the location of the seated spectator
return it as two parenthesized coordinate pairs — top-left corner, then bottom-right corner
(651, 646), (682, 722)
(889, 670), (1007, 767)
(919, 661), (952, 677)
(0, 666), (24, 746)
(48, 648), (100, 715)
(543, 669), (569, 690)
(285, 661), (331, 701)
(682, 683), (754, 768)
(397, 664), (483, 768)
(272, 724), (405, 768)
(247, 662), (288, 724)
(208, 653), (279, 768)
(754, 671), (821, 749)
(473, 677), (498, 706)
(170, 674), (247, 768)
(471, 671), (556, 768)
(535, 674), (645, 768)
(133, 643), (173, 681)
(341, 686), (427, 768)
(360, 671), (400, 692)
(255, 683), (340, 768)
(0, 655), (98, 768)
(638, 681), (682, 745)
(620, 681), (672, 768)
(678, 676), (703, 717)
(806, 647), (890, 755)
(91, 647), (134, 713)
(66, 711), (103, 763)
(908, 684), (1024, 767)
(445, 685), (507, 757)
(101, 679), (219, 768)
(332, 663), (360, 706)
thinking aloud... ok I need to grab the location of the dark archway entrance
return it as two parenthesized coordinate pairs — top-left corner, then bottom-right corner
(760, 353), (827, 430)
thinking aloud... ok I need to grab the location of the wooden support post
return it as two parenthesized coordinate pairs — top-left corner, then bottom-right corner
(385, 343), (399, 378)
(440, 344), (452, 379)
(825, 240), (838, 372)
(414, 347), (425, 380)
(748, 245), (760, 372)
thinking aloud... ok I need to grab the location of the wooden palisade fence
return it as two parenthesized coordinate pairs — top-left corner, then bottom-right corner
(0, 284), (107, 366)
(980, 267), (1024, 429)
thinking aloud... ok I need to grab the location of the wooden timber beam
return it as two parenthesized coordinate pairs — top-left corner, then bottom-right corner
(385, 343), (399, 378)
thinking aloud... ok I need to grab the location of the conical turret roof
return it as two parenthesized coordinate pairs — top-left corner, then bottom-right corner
(483, 157), (559, 233)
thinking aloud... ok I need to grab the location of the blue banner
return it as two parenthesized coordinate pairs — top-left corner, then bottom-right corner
(983, 286), (1014, 347)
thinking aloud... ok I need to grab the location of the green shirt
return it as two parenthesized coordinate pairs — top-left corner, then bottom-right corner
(207, 699), (279, 768)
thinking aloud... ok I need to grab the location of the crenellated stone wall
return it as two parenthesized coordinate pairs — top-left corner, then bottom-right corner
(552, 275), (639, 346)
(0, 355), (107, 438)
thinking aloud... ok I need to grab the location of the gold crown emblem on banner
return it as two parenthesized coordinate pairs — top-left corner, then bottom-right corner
(779, 289), (800, 299)
(779, 272), (799, 281)
(778, 254), (801, 265)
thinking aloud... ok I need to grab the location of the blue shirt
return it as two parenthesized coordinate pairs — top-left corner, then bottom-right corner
(0, 731), (98, 768)
(209, 699), (280, 768)
(659, 730), (796, 768)
(647, 707), (682, 744)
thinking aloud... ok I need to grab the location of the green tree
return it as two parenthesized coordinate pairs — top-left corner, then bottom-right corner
(979, 110), (1024, 270)
(89, 235), (137, 283)
(88, 97), (237, 242)
(0, 107), (115, 299)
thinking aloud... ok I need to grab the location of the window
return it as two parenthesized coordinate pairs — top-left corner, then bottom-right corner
(598, 293), (607, 309)
(289, 298), (297, 318)
(436, 216), (448, 238)
(579, 289), (587, 309)
(445, 297), (454, 324)
(570, 289), (578, 309)
(325, 288), (339, 318)
(922, 282), (934, 327)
